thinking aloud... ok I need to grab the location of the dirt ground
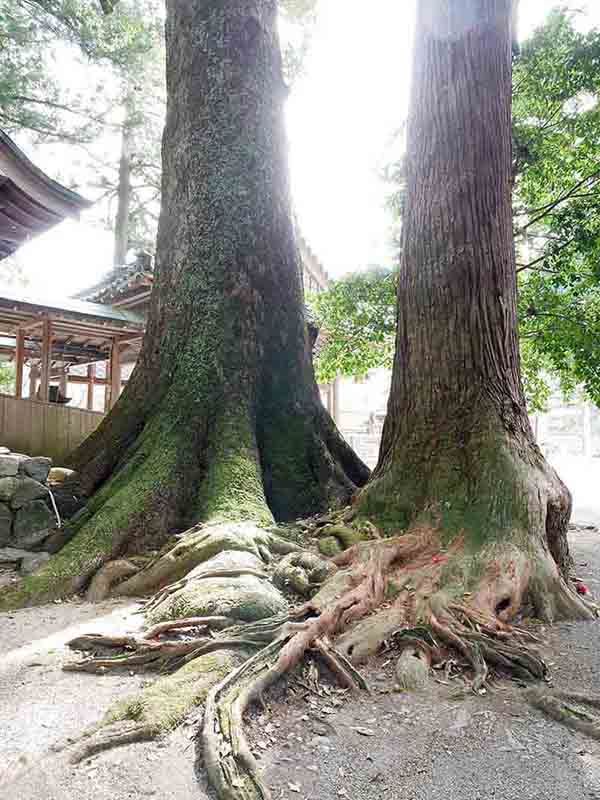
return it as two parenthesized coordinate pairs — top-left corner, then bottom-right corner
(1, 530), (600, 800)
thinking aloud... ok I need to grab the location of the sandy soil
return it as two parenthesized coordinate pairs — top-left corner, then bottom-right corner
(1, 531), (600, 800)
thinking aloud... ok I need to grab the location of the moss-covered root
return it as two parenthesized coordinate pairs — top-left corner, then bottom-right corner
(68, 648), (245, 764)
(112, 521), (289, 599)
(528, 688), (600, 741)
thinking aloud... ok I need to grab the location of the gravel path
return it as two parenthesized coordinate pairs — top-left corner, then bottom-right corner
(1, 531), (600, 800)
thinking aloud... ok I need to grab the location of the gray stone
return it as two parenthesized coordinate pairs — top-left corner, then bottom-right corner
(0, 456), (20, 477)
(13, 500), (55, 548)
(0, 546), (31, 565)
(20, 551), (51, 574)
(23, 457), (52, 483)
(0, 503), (12, 547)
(0, 477), (19, 503)
(9, 478), (48, 510)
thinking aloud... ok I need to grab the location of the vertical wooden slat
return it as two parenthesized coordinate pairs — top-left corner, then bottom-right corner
(59, 369), (68, 398)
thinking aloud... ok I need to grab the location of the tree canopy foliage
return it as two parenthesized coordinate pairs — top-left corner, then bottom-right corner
(515, 8), (600, 407)
(0, 0), (163, 255)
(310, 267), (395, 383)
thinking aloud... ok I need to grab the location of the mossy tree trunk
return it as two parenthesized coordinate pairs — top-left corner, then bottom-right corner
(357, 0), (585, 622)
(6, 0), (367, 606)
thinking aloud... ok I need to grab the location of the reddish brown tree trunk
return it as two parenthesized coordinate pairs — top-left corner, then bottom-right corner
(359, 0), (580, 619)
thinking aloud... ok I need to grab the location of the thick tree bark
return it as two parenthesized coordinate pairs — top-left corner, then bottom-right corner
(5, 0), (367, 607)
(357, 0), (585, 621)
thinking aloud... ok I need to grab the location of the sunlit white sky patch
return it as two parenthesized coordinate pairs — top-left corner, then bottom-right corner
(10, 0), (600, 298)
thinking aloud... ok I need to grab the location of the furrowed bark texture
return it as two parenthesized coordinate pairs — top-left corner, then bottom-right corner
(358, 0), (576, 607)
(10, 0), (367, 606)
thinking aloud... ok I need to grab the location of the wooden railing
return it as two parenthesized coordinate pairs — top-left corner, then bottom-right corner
(0, 393), (104, 464)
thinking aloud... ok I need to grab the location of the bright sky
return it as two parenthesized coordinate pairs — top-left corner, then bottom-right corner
(11, 0), (600, 297)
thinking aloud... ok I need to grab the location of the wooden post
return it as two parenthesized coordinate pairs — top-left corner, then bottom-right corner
(28, 363), (39, 399)
(87, 363), (96, 411)
(59, 369), (68, 398)
(15, 329), (24, 398)
(109, 339), (121, 408)
(39, 318), (52, 402)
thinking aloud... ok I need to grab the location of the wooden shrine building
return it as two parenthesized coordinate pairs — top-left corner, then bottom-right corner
(0, 131), (143, 459)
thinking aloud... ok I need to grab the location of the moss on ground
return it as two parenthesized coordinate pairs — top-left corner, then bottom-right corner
(105, 649), (246, 733)
(318, 536), (342, 557)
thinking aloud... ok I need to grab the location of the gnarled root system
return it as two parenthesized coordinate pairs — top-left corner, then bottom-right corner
(57, 518), (598, 800)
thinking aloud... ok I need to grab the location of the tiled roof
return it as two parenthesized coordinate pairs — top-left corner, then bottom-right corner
(73, 252), (153, 304)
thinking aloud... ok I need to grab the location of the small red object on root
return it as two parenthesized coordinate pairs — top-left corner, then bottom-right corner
(430, 554), (448, 564)
(575, 582), (589, 595)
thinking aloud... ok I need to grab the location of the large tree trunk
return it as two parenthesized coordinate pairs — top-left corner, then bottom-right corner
(356, 0), (587, 623)
(4, 5), (594, 799)
(3, 0), (367, 608)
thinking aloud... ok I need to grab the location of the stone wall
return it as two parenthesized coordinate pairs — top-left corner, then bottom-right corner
(0, 447), (58, 575)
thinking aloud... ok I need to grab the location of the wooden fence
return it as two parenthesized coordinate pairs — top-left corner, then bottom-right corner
(0, 393), (104, 463)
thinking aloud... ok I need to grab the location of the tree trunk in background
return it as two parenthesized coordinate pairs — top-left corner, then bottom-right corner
(7, 0), (367, 605)
(113, 109), (133, 266)
(358, 0), (585, 621)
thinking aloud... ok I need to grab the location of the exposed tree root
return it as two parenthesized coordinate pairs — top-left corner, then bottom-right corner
(313, 637), (370, 692)
(85, 559), (140, 602)
(69, 721), (155, 764)
(528, 687), (600, 740)
(66, 648), (246, 764)
(203, 634), (296, 800)
(203, 626), (368, 800)
(144, 615), (234, 639)
(110, 522), (288, 599)
(64, 634), (215, 673)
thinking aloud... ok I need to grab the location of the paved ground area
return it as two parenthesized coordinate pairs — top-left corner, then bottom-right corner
(1, 529), (600, 800)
